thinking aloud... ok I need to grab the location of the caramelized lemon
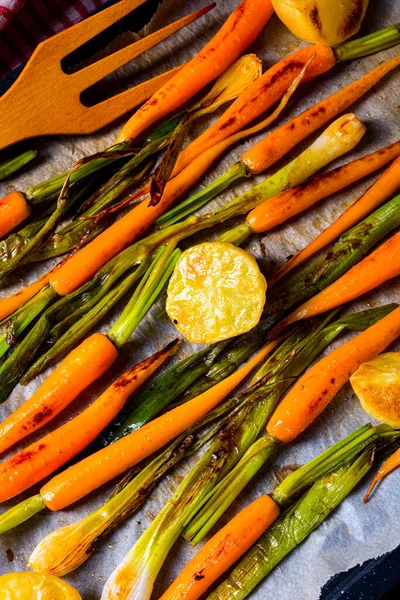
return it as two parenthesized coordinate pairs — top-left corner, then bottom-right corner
(272, 0), (368, 46)
(350, 352), (400, 427)
(166, 242), (267, 344)
(0, 572), (82, 600)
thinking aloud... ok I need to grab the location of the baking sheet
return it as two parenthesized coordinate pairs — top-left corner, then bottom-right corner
(0, 1), (400, 598)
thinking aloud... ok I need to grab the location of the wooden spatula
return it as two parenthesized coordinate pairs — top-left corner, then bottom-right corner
(0, 0), (214, 151)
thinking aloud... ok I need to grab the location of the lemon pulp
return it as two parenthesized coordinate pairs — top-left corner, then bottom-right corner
(166, 242), (267, 344)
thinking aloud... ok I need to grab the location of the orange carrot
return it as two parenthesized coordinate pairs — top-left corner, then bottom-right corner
(172, 44), (336, 177)
(44, 61), (313, 297)
(247, 140), (400, 234)
(116, 0), (274, 143)
(0, 340), (178, 503)
(0, 333), (118, 455)
(40, 339), (280, 511)
(241, 55), (400, 175)
(47, 154), (216, 295)
(267, 306), (400, 444)
(272, 155), (400, 284)
(0, 192), (31, 238)
(0, 273), (52, 322)
(364, 447), (400, 503)
(276, 231), (400, 331)
(160, 495), (280, 600)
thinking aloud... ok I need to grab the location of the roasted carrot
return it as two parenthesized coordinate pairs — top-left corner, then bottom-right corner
(116, 0), (274, 143)
(364, 447), (400, 502)
(267, 306), (400, 444)
(8, 58), (399, 302)
(172, 44), (336, 176)
(0, 333), (117, 455)
(39, 339), (279, 511)
(0, 192), (32, 238)
(23, 61), (310, 299)
(242, 55), (400, 175)
(272, 155), (400, 284)
(246, 137), (400, 234)
(276, 229), (400, 331)
(0, 273), (54, 323)
(0, 341), (178, 503)
(160, 495), (280, 600)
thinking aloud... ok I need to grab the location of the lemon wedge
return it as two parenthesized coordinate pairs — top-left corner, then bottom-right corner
(350, 352), (400, 427)
(166, 242), (267, 344)
(0, 572), (82, 600)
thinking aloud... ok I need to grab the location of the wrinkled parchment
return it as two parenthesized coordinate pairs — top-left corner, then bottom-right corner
(0, 1), (399, 598)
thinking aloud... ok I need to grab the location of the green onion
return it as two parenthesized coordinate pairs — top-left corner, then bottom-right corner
(209, 450), (374, 600)
(184, 304), (397, 543)
(0, 149), (37, 180)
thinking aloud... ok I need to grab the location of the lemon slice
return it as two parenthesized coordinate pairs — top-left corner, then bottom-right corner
(350, 352), (400, 427)
(166, 242), (267, 344)
(0, 572), (82, 600)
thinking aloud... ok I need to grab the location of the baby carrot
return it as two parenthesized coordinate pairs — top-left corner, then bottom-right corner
(242, 55), (400, 175)
(0, 273), (53, 322)
(0, 333), (117, 455)
(0, 341), (178, 503)
(160, 495), (280, 600)
(364, 447), (400, 502)
(246, 139), (400, 233)
(247, 139), (400, 234)
(0, 192), (31, 238)
(267, 306), (400, 444)
(271, 155), (400, 284)
(116, 0), (274, 143)
(27, 61), (311, 299)
(277, 229), (400, 330)
(172, 44), (336, 176)
(39, 339), (279, 511)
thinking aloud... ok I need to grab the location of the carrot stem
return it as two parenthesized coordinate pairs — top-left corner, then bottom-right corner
(335, 23), (400, 62)
(0, 149), (37, 181)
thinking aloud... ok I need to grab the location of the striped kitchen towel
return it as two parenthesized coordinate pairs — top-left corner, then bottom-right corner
(0, 0), (109, 77)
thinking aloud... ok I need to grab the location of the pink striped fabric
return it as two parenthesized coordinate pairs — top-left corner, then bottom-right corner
(0, 0), (109, 77)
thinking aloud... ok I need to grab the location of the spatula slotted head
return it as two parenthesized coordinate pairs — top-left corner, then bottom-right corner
(0, 1), (214, 150)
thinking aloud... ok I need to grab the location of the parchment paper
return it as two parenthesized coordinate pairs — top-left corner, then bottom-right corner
(0, 1), (400, 598)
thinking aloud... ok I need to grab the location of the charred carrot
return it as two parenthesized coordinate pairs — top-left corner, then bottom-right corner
(171, 24), (400, 176)
(5, 56), (397, 301)
(364, 447), (400, 502)
(0, 333), (117, 455)
(172, 44), (335, 176)
(246, 140), (400, 234)
(242, 55), (400, 175)
(0, 341), (178, 503)
(159, 495), (280, 600)
(267, 306), (400, 444)
(161, 423), (389, 600)
(272, 155), (400, 284)
(0, 192), (32, 238)
(276, 226), (400, 331)
(12, 60), (309, 300)
(116, 0), (274, 143)
(38, 340), (278, 512)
